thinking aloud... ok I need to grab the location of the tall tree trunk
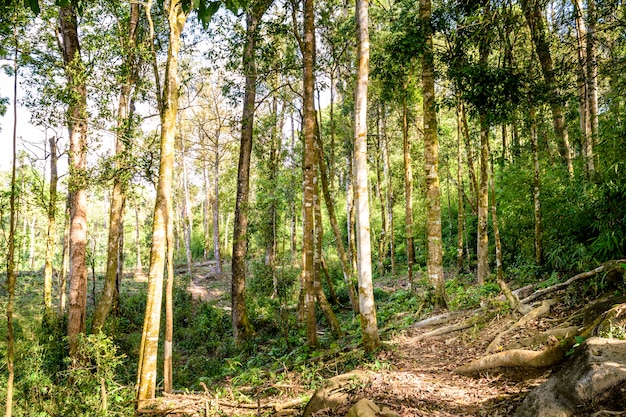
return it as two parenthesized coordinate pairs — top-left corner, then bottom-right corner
(181, 136), (193, 276)
(421, 0), (446, 308)
(92, 2), (140, 333)
(164, 198), (175, 393)
(316, 125), (359, 313)
(314, 171), (342, 337)
(520, 0), (574, 175)
(489, 149), (504, 282)
(381, 107), (396, 275)
(477, 110), (490, 285)
(213, 148), (222, 274)
(5, 25), (19, 416)
(59, 204), (70, 314)
(302, 0), (319, 347)
(456, 105), (465, 271)
(402, 95), (415, 288)
(231, 0), (272, 343)
(459, 99), (478, 213)
(530, 107), (544, 266)
(28, 217), (36, 271)
(573, 0), (590, 174)
(354, 0), (381, 353)
(374, 106), (387, 278)
(586, 0), (597, 173)
(44, 134), (59, 314)
(59, 3), (89, 357)
(135, 203), (143, 274)
(136, 1), (187, 408)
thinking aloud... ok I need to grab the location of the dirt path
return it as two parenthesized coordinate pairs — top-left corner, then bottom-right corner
(185, 261), (231, 309)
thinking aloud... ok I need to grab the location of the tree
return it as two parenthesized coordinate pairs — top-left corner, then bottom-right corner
(354, 0), (380, 353)
(136, 0), (188, 407)
(231, 0), (274, 344)
(59, 2), (89, 357)
(421, 0), (446, 307)
(92, 1), (141, 333)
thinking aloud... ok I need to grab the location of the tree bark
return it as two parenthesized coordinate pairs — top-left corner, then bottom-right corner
(231, 0), (272, 343)
(354, 0), (381, 353)
(181, 135), (193, 277)
(520, 0), (574, 175)
(302, 0), (319, 347)
(44, 136), (59, 314)
(59, 3), (89, 357)
(136, 0), (187, 408)
(530, 107), (543, 266)
(573, 0), (591, 174)
(92, 1), (140, 333)
(586, 0), (597, 173)
(381, 106), (396, 275)
(402, 95), (415, 288)
(421, 0), (446, 308)
(456, 106), (465, 271)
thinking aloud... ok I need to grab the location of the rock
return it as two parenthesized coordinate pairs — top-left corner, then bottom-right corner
(514, 337), (626, 417)
(380, 406), (401, 417)
(346, 398), (379, 417)
(302, 370), (371, 417)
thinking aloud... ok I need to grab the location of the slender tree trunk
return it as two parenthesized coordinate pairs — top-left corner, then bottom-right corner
(381, 107), (396, 275)
(213, 149), (222, 274)
(44, 135), (59, 313)
(573, 0), (590, 174)
(135, 203), (143, 274)
(459, 100), (478, 213)
(477, 111), (490, 285)
(302, 0), (319, 347)
(586, 0), (597, 173)
(164, 198), (174, 393)
(456, 106), (465, 271)
(374, 106), (387, 278)
(530, 107), (543, 266)
(59, 3), (89, 357)
(314, 173), (342, 338)
(520, 0), (574, 175)
(59, 204), (70, 315)
(316, 125), (359, 313)
(489, 149), (504, 282)
(231, 1), (272, 343)
(136, 1), (187, 408)
(181, 136), (193, 276)
(355, 0), (381, 353)
(92, 1), (139, 332)
(5, 26), (19, 416)
(28, 217), (36, 271)
(421, 0), (446, 308)
(402, 95), (415, 288)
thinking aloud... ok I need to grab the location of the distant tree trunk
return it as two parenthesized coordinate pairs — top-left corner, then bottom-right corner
(28, 217), (36, 271)
(402, 95), (415, 288)
(231, 1), (272, 344)
(314, 172), (342, 338)
(135, 203), (142, 274)
(422, 0), (446, 308)
(374, 107), (387, 278)
(456, 106), (465, 271)
(59, 204), (70, 314)
(586, 0), (597, 173)
(573, 0), (590, 175)
(59, 3), (89, 357)
(213, 149), (222, 274)
(6, 27), (19, 416)
(477, 110), (490, 285)
(92, 3), (140, 333)
(459, 99), (478, 213)
(355, 0), (381, 353)
(181, 136), (193, 276)
(316, 127), (359, 313)
(381, 108), (396, 275)
(136, 1), (187, 408)
(302, 0), (319, 347)
(44, 134), (59, 313)
(520, 0), (574, 175)
(489, 149), (504, 282)
(530, 107), (543, 266)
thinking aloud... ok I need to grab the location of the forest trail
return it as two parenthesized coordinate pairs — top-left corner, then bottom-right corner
(185, 261), (231, 309)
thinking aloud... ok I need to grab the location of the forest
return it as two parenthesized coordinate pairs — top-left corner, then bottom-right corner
(0, 0), (625, 415)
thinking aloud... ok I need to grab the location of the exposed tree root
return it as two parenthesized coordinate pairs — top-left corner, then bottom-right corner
(505, 325), (579, 349)
(520, 260), (626, 305)
(411, 310), (492, 342)
(411, 309), (475, 329)
(486, 299), (557, 353)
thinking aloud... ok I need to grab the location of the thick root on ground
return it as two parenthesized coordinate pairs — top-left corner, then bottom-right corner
(455, 344), (568, 375)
